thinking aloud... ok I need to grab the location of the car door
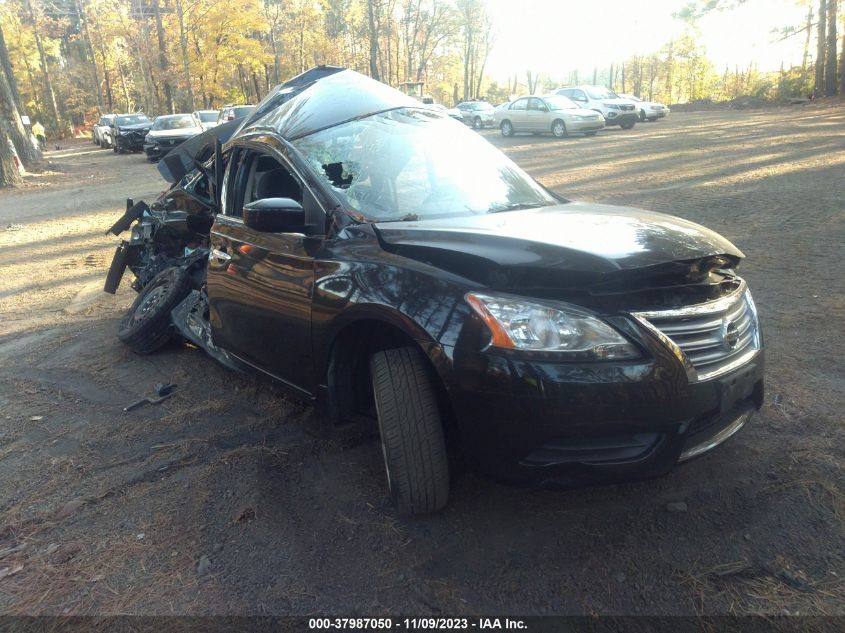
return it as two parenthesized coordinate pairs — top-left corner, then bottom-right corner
(526, 97), (549, 132)
(507, 98), (529, 132)
(206, 142), (324, 395)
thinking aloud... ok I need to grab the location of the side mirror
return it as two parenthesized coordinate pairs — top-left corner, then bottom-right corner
(243, 198), (307, 233)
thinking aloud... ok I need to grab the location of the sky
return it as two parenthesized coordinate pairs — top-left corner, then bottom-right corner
(483, 0), (810, 83)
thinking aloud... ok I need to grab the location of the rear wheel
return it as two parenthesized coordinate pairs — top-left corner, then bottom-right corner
(551, 119), (568, 138)
(584, 131), (597, 137)
(370, 347), (450, 516)
(500, 120), (514, 137)
(117, 267), (192, 354)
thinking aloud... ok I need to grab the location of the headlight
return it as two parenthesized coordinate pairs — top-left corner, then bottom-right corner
(466, 293), (640, 360)
(574, 115), (592, 121)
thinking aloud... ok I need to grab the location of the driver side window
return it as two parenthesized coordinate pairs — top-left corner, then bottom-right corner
(228, 150), (303, 218)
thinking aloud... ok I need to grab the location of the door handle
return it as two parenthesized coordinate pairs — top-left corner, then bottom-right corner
(211, 247), (231, 262)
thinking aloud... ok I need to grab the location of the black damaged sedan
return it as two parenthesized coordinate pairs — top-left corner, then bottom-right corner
(105, 67), (763, 515)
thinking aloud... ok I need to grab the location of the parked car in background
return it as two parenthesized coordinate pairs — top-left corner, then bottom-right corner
(555, 86), (638, 129)
(495, 95), (605, 138)
(217, 104), (256, 124)
(111, 113), (152, 153)
(618, 93), (670, 121)
(143, 113), (204, 162)
(105, 67), (764, 516)
(93, 114), (115, 147)
(456, 101), (495, 128)
(193, 110), (220, 131)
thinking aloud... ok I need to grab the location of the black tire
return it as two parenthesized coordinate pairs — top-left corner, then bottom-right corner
(639, 109), (647, 122)
(473, 116), (482, 129)
(584, 131), (597, 137)
(117, 267), (192, 354)
(551, 119), (568, 138)
(370, 347), (450, 516)
(500, 120), (514, 137)
(648, 117), (658, 122)
(621, 120), (636, 130)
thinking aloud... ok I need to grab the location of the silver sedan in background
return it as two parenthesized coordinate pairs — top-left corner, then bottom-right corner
(495, 95), (605, 138)
(618, 93), (670, 121)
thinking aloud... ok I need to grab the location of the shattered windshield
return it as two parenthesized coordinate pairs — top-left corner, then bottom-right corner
(152, 115), (196, 131)
(293, 108), (556, 222)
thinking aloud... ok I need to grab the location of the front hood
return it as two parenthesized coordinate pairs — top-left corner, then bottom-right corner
(566, 108), (603, 117)
(148, 128), (202, 139)
(119, 122), (151, 131)
(374, 202), (743, 280)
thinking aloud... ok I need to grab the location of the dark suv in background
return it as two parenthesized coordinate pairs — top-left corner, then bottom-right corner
(105, 67), (764, 516)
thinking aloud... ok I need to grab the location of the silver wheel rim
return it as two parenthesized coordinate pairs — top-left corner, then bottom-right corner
(553, 122), (564, 136)
(502, 122), (511, 136)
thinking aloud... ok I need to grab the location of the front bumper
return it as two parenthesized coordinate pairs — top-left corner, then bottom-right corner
(117, 133), (145, 151)
(568, 118), (605, 133)
(144, 137), (190, 161)
(446, 329), (764, 486)
(603, 111), (637, 126)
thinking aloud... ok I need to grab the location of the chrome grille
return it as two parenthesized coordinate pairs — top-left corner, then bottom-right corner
(620, 104), (635, 111)
(633, 282), (761, 382)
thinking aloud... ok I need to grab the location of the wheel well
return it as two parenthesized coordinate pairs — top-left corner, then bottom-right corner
(326, 319), (460, 455)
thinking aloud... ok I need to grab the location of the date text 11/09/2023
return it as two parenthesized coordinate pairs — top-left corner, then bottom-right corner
(308, 618), (527, 630)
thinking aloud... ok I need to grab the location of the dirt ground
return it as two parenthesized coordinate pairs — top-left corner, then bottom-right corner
(0, 104), (843, 617)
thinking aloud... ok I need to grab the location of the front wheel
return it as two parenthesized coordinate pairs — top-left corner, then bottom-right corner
(500, 120), (514, 137)
(117, 267), (192, 354)
(639, 109), (647, 121)
(584, 131), (598, 137)
(620, 121), (636, 130)
(551, 119), (568, 138)
(473, 116), (482, 129)
(370, 347), (450, 516)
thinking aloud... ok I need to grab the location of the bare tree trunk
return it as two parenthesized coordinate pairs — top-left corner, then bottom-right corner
(841, 29), (845, 93)
(75, 0), (104, 112)
(367, 0), (380, 80)
(252, 71), (262, 102)
(23, 0), (61, 129)
(153, 0), (174, 113)
(0, 60), (40, 166)
(176, 0), (195, 111)
(825, 0), (838, 95)
(802, 5), (814, 69)
(92, 17), (114, 110)
(0, 121), (23, 187)
(815, 0), (827, 96)
(0, 25), (23, 113)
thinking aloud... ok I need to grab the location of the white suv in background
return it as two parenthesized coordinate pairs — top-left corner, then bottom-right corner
(554, 86), (638, 129)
